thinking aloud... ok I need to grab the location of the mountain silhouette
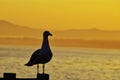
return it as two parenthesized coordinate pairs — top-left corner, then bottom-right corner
(0, 20), (43, 38)
(1, 20), (120, 40)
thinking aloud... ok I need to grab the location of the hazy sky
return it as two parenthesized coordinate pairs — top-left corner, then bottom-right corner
(0, 0), (120, 30)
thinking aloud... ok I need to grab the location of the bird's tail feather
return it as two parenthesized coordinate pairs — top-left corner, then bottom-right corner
(24, 63), (32, 66)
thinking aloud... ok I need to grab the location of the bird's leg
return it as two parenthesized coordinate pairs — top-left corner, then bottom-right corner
(43, 64), (45, 74)
(37, 64), (39, 73)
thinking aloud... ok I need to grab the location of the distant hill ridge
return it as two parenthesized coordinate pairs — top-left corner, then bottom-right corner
(0, 20), (43, 38)
(0, 20), (120, 40)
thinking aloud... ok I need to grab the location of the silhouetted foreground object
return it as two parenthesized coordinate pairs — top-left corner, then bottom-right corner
(4, 73), (16, 80)
(0, 73), (49, 80)
(37, 73), (49, 80)
(25, 31), (53, 74)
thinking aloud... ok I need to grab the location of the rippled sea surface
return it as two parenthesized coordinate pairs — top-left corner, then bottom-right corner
(0, 45), (120, 80)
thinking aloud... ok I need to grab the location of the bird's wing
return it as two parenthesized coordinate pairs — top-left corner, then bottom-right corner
(32, 49), (52, 64)
(27, 49), (40, 63)
(26, 48), (52, 65)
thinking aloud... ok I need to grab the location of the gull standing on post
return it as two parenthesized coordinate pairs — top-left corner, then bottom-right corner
(25, 31), (53, 74)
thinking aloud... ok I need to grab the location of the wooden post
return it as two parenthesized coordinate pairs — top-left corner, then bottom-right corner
(4, 73), (16, 80)
(0, 73), (50, 80)
(37, 73), (49, 80)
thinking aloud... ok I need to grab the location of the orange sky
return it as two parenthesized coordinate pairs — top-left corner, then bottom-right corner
(0, 0), (120, 30)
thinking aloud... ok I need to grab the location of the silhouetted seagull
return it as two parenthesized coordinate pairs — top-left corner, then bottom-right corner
(25, 31), (53, 74)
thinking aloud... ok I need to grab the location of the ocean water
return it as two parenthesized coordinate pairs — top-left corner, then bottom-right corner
(0, 45), (120, 80)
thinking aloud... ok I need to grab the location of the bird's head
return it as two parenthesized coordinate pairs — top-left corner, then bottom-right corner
(43, 31), (52, 37)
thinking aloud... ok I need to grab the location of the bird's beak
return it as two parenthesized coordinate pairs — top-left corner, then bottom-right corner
(49, 33), (52, 36)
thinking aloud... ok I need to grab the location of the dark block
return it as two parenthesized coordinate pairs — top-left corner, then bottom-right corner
(16, 78), (36, 80)
(4, 73), (16, 80)
(37, 73), (49, 80)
